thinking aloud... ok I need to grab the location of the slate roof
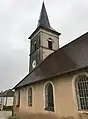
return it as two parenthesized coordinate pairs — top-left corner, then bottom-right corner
(29, 2), (61, 39)
(0, 89), (14, 97)
(37, 2), (50, 29)
(14, 32), (88, 89)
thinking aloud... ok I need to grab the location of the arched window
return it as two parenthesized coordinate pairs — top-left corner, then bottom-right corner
(34, 41), (37, 51)
(48, 38), (53, 50)
(45, 82), (54, 111)
(28, 87), (32, 106)
(16, 90), (20, 107)
(75, 75), (88, 110)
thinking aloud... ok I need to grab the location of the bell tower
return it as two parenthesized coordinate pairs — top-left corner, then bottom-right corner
(28, 2), (61, 72)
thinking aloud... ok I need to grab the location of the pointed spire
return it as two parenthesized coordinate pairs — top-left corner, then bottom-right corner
(37, 2), (50, 29)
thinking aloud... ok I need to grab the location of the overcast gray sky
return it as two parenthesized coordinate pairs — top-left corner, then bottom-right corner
(0, 0), (88, 91)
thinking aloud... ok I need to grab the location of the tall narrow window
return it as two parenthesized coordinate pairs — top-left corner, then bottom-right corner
(34, 41), (37, 51)
(45, 83), (54, 111)
(48, 38), (53, 50)
(16, 90), (20, 107)
(28, 87), (32, 106)
(75, 75), (88, 110)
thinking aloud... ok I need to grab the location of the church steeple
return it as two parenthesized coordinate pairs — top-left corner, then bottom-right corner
(37, 2), (50, 29)
(29, 2), (61, 39)
(29, 2), (61, 72)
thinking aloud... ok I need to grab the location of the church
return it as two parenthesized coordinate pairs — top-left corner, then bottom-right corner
(13, 2), (88, 117)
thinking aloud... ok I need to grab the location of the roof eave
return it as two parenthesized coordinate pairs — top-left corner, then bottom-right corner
(14, 66), (88, 90)
(28, 26), (61, 39)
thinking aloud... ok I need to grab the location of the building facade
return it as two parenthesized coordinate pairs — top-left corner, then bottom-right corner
(29, 3), (60, 72)
(0, 89), (14, 111)
(13, 2), (88, 117)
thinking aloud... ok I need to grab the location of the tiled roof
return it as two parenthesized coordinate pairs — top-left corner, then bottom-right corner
(14, 32), (88, 89)
(0, 89), (14, 97)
